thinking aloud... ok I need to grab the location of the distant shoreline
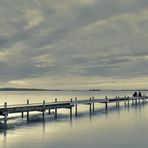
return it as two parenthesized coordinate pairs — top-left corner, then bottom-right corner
(0, 88), (148, 91)
(0, 88), (101, 91)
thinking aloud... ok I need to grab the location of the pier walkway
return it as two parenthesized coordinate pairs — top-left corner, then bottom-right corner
(0, 96), (148, 128)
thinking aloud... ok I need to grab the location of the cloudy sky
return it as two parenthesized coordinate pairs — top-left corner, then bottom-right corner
(0, 0), (148, 90)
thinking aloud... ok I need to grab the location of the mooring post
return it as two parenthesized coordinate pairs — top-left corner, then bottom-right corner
(135, 98), (138, 105)
(4, 102), (8, 128)
(70, 99), (73, 119)
(43, 100), (45, 120)
(89, 97), (92, 115)
(115, 96), (118, 107)
(55, 98), (57, 119)
(92, 96), (95, 113)
(75, 97), (78, 116)
(27, 99), (29, 122)
(48, 109), (50, 114)
(124, 96), (126, 107)
(21, 112), (24, 118)
(128, 96), (130, 106)
(118, 96), (120, 107)
(105, 96), (108, 110)
(138, 98), (140, 104)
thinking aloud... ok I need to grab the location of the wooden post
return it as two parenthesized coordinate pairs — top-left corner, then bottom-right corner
(70, 99), (73, 103)
(124, 96), (126, 107)
(75, 97), (78, 116)
(138, 98), (140, 104)
(135, 99), (138, 105)
(105, 96), (108, 110)
(89, 97), (92, 114)
(48, 109), (50, 114)
(27, 99), (29, 122)
(55, 98), (57, 119)
(128, 96), (130, 106)
(115, 96), (118, 107)
(118, 97), (120, 107)
(70, 107), (72, 119)
(21, 112), (24, 118)
(70, 99), (73, 119)
(43, 100), (45, 120)
(92, 96), (95, 113)
(4, 102), (8, 128)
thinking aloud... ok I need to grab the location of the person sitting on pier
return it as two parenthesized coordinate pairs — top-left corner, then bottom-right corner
(133, 91), (137, 97)
(138, 91), (142, 97)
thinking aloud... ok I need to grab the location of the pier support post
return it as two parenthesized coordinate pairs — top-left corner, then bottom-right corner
(70, 99), (73, 119)
(48, 109), (50, 114)
(89, 97), (92, 115)
(135, 99), (138, 105)
(115, 96), (118, 107)
(55, 98), (57, 119)
(118, 97), (120, 107)
(92, 96), (95, 113)
(4, 102), (8, 128)
(138, 98), (140, 104)
(105, 96), (108, 110)
(27, 99), (29, 122)
(75, 97), (78, 116)
(127, 97), (130, 106)
(124, 96), (126, 107)
(21, 112), (24, 118)
(43, 100), (45, 120)
(70, 107), (72, 119)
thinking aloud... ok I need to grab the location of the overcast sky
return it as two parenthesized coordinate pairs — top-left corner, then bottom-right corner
(0, 0), (148, 89)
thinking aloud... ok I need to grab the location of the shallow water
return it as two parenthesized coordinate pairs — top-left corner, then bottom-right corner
(0, 91), (148, 148)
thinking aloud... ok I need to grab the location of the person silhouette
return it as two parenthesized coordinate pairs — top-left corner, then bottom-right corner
(133, 91), (137, 97)
(138, 91), (142, 97)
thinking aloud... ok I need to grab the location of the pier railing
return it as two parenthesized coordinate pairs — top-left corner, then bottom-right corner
(0, 95), (148, 128)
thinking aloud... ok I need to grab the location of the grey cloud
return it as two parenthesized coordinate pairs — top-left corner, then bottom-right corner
(0, 0), (148, 88)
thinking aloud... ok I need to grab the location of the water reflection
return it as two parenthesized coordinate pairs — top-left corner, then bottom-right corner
(1, 101), (147, 137)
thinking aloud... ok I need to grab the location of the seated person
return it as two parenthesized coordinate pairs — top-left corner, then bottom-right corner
(133, 91), (137, 97)
(138, 91), (142, 97)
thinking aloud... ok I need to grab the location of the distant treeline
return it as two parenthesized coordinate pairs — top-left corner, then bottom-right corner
(0, 88), (50, 91)
(0, 88), (101, 91)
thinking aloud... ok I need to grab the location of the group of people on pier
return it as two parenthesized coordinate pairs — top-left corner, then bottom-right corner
(133, 91), (142, 97)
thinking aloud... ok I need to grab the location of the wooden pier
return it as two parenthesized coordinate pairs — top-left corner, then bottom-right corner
(0, 96), (148, 128)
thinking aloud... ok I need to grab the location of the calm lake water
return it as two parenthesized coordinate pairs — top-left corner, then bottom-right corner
(0, 90), (148, 148)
